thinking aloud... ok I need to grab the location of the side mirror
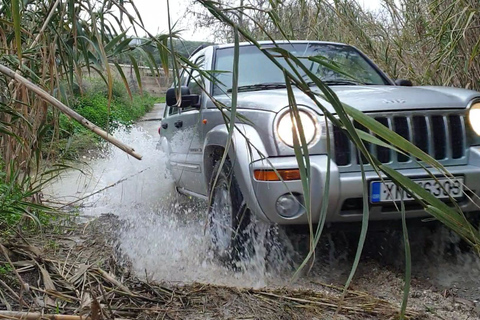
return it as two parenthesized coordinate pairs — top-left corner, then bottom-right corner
(166, 86), (200, 108)
(395, 79), (413, 86)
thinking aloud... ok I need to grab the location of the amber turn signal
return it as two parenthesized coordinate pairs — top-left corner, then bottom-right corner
(254, 169), (301, 181)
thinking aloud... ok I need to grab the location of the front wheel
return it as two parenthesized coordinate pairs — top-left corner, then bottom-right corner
(208, 159), (253, 265)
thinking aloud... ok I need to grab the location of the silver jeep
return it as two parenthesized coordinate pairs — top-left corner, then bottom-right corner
(159, 41), (480, 262)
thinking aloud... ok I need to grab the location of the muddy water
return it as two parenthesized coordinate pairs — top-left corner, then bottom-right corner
(45, 120), (480, 309)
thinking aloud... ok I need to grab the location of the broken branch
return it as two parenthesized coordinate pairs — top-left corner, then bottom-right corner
(0, 64), (142, 160)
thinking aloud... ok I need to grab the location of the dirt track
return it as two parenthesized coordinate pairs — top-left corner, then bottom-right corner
(2, 212), (480, 319)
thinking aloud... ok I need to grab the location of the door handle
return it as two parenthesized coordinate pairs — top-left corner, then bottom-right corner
(162, 123), (168, 129)
(174, 120), (183, 128)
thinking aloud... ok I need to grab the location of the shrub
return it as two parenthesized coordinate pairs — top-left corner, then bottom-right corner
(0, 162), (49, 228)
(42, 78), (159, 160)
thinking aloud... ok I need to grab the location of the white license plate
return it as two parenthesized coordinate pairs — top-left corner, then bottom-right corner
(370, 177), (464, 203)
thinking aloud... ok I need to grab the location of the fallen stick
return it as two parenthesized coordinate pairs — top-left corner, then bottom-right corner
(0, 64), (142, 160)
(0, 311), (130, 320)
(0, 311), (84, 320)
(0, 244), (29, 307)
(95, 268), (133, 296)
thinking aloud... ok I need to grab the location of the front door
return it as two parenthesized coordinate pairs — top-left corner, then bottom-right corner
(162, 54), (207, 196)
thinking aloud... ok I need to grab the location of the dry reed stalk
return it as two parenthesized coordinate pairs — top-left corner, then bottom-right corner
(0, 65), (142, 160)
(0, 238), (421, 319)
(0, 311), (130, 320)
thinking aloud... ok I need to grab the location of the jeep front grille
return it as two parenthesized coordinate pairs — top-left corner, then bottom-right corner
(333, 112), (467, 168)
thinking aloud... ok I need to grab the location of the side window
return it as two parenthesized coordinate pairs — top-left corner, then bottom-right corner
(166, 54), (205, 116)
(179, 70), (188, 87)
(187, 55), (205, 96)
(168, 105), (179, 116)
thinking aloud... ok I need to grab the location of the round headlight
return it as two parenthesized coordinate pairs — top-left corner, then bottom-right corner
(277, 109), (319, 147)
(469, 102), (480, 136)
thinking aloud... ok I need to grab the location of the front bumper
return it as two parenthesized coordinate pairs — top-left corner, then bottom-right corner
(249, 147), (480, 224)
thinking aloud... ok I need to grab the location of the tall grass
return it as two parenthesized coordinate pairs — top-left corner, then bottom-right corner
(191, 0), (480, 90)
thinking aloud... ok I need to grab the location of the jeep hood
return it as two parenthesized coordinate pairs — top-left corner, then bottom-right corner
(213, 85), (480, 114)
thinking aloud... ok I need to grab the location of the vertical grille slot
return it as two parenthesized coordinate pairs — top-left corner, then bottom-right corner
(333, 125), (351, 166)
(354, 121), (370, 164)
(431, 115), (447, 159)
(333, 112), (466, 169)
(413, 116), (429, 154)
(449, 115), (464, 159)
(393, 117), (410, 162)
(375, 117), (391, 163)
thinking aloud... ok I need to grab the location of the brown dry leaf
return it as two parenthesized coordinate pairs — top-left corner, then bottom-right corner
(38, 264), (57, 307)
(69, 263), (91, 285)
(14, 245), (43, 258)
(96, 268), (133, 295)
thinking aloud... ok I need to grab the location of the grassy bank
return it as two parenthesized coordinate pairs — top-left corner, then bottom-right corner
(44, 78), (162, 160)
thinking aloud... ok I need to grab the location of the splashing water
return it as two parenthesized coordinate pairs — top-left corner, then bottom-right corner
(46, 124), (480, 301)
(47, 125), (294, 288)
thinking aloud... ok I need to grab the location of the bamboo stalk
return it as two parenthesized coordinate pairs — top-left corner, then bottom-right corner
(0, 64), (142, 160)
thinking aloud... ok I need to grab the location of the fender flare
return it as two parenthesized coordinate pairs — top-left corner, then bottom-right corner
(203, 124), (270, 222)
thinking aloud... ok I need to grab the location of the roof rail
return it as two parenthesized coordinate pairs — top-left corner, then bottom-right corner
(189, 44), (211, 58)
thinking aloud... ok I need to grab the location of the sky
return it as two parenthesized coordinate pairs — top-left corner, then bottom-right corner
(130, 0), (383, 42)
(128, 0), (210, 41)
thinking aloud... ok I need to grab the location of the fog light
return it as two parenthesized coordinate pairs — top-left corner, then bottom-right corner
(276, 194), (303, 218)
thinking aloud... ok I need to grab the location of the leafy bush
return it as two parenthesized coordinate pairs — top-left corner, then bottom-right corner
(74, 78), (158, 131)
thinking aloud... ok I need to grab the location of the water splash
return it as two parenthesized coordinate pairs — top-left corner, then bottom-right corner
(48, 125), (294, 288)
(45, 125), (480, 302)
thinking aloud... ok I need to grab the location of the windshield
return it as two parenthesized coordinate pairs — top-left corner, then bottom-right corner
(213, 43), (390, 95)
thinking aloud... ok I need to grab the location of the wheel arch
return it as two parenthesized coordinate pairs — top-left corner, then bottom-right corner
(203, 124), (271, 222)
(203, 144), (227, 187)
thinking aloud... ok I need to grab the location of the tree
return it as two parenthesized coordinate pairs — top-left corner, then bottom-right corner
(188, 0), (480, 89)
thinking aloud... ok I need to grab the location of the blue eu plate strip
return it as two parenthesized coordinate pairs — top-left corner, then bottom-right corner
(371, 182), (381, 203)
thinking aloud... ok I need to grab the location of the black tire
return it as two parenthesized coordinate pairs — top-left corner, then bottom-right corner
(208, 159), (253, 265)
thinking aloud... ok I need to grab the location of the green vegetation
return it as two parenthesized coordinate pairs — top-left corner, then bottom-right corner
(0, 263), (12, 275)
(0, 161), (52, 229)
(1, 80), (159, 228)
(116, 39), (213, 66)
(45, 78), (159, 160)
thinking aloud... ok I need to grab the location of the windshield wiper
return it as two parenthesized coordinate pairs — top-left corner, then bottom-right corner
(227, 82), (287, 93)
(306, 80), (368, 86)
(323, 80), (362, 85)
